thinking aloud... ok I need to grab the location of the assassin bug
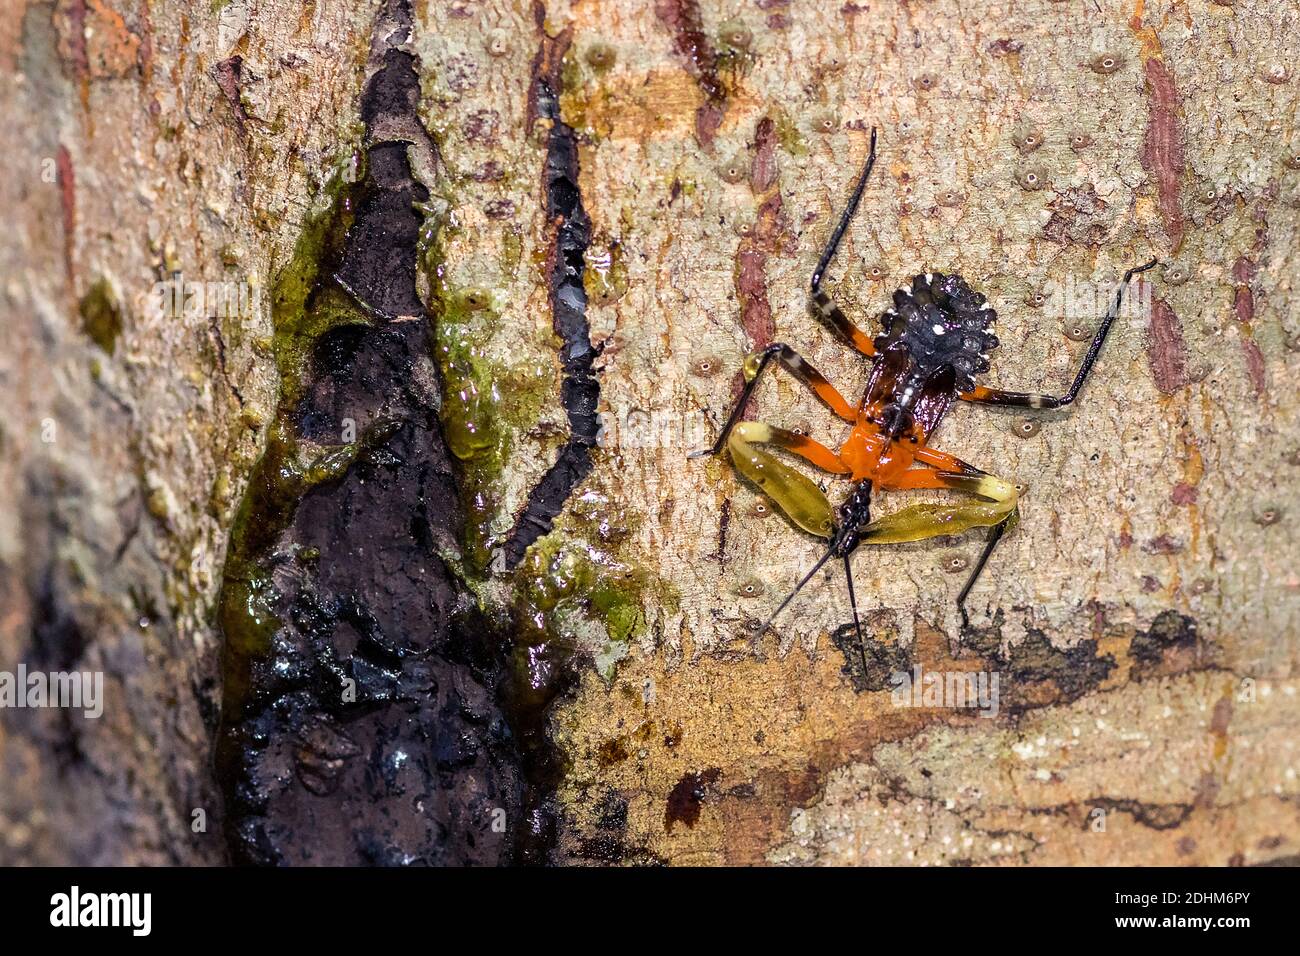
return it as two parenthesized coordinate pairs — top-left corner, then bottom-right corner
(690, 128), (1157, 646)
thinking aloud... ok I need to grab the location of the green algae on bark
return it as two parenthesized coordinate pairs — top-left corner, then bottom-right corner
(419, 213), (553, 573)
(268, 155), (370, 408)
(217, 418), (378, 690)
(510, 490), (681, 687)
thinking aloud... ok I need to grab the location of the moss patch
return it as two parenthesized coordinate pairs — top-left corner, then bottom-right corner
(78, 278), (122, 354)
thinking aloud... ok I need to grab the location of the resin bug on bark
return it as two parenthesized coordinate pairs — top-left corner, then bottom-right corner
(690, 128), (1157, 646)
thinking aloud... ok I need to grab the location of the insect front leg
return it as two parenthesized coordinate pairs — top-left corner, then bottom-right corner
(689, 343), (856, 458)
(959, 258), (1158, 410)
(810, 127), (878, 358)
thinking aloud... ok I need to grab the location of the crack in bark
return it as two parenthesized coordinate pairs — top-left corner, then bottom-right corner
(208, 315), (245, 406)
(502, 23), (599, 569)
(216, 0), (527, 866)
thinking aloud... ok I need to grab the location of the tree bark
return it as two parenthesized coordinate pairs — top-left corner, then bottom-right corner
(1, 0), (1297, 865)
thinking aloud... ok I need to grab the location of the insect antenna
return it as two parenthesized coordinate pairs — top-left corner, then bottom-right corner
(758, 548), (834, 635)
(843, 554), (867, 679)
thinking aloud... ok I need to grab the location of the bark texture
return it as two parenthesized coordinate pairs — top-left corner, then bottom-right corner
(1, 0), (1298, 865)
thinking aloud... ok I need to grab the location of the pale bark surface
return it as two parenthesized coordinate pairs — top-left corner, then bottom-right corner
(1, 0), (1298, 865)
(0, 0), (373, 864)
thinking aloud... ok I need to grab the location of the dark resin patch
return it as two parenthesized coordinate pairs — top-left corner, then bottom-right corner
(831, 621), (912, 694)
(216, 2), (527, 866)
(502, 37), (599, 568)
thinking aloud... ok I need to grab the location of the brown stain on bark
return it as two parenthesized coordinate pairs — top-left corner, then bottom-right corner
(715, 705), (947, 866)
(1141, 60), (1185, 249)
(732, 121), (795, 366)
(1233, 285), (1255, 325)
(56, 144), (75, 284)
(654, 0), (725, 147)
(714, 612), (1126, 863)
(1232, 255), (1256, 325)
(1227, 255), (1267, 399)
(1240, 337), (1267, 399)
(1171, 431), (1204, 506)
(1128, 0), (1165, 63)
(136, 0), (153, 87)
(212, 56), (249, 139)
(1146, 296), (1189, 394)
(57, 0), (90, 115)
(736, 236), (774, 348)
(567, 68), (699, 142)
(56, 0), (140, 92)
(1209, 693), (1233, 761)
(715, 496), (730, 562)
(750, 116), (778, 193)
(1145, 533), (1185, 555)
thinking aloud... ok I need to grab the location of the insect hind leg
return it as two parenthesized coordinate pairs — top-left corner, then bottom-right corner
(727, 421), (838, 538)
(857, 470), (1020, 620)
(862, 472), (1018, 544)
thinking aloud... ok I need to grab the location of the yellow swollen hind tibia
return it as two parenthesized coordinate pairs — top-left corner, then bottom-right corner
(859, 473), (1019, 544)
(727, 422), (836, 537)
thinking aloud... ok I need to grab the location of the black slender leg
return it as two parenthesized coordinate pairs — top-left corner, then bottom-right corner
(844, 554), (867, 679)
(957, 518), (1010, 629)
(811, 127), (878, 294)
(759, 548), (835, 635)
(960, 258), (1158, 410)
(689, 349), (776, 459)
(807, 129), (881, 358)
